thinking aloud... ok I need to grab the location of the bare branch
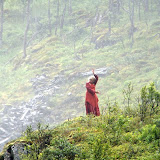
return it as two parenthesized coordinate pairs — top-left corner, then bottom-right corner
(26, 31), (43, 47)
(152, 33), (160, 39)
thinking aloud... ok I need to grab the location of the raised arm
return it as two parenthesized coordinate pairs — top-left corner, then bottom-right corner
(92, 69), (98, 85)
(94, 74), (98, 85)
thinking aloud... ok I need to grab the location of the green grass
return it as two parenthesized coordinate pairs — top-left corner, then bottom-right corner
(1, 21), (160, 105)
(1, 101), (160, 159)
(1, 0), (160, 158)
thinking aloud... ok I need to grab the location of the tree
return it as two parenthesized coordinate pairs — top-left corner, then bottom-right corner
(60, 0), (67, 30)
(55, 0), (60, 35)
(108, 0), (113, 35)
(48, 0), (52, 36)
(144, 0), (149, 12)
(0, 0), (4, 47)
(120, 0), (136, 47)
(123, 82), (134, 114)
(68, 0), (72, 14)
(129, 0), (135, 47)
(138, 0), (142, 21)
(157, 0), (160, 15)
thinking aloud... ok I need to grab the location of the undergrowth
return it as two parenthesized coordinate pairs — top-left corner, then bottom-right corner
(1, 83), (160, 160)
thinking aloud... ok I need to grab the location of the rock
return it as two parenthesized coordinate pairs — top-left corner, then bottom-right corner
(3, 143), (27, 160)
(0, 71), (92, 152)
(0, 127), (8, 135)
(2, 105), (13, 114)
(81, 67), (112, 76)
(0, 137), (12, 153)
(11, 143), (27, 160)
(4, 150), (11, 160)
(51, 75), (65, 85)
(20, 109), (31, 121)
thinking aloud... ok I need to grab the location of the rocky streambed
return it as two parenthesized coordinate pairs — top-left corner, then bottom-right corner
(0, 67), (112, 152)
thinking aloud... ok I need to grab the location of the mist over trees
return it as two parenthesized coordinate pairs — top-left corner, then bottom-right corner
(0, 0), (160, 56)
(1, 1), (160, 158)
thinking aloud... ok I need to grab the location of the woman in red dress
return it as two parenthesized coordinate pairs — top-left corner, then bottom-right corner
(85, 69), (100, 116)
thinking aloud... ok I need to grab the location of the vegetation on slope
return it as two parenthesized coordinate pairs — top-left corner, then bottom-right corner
(0, 0), (160, 158)
(0, 0), (160, 106)
(1, 82), (160, 159)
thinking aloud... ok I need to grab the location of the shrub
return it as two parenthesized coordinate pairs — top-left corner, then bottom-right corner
(22, 123), (53, 159)
(87, 135), (111, 160)
(139, 83), (160, 121)
(123, 82), (134, 116)
(42, 137), (80, 160)
(139, 124), (160, 143)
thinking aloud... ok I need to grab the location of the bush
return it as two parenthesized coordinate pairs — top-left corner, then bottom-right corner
(139, 83), (160, 121)
(42, 137), (80, 160)
(139, 124), (160, 143)
(22, 123), (53, 159)
(0, 154), (4, 160)
(91, 136), (111, 160)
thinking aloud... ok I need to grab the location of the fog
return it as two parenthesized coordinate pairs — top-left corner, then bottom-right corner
(0, 0), (160, 151)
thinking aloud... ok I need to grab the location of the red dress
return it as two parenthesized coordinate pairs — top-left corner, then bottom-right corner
(85, 74), (100, 116)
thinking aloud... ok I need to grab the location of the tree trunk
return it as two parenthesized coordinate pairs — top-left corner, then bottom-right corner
(108, 16), (111, 35)
(60, 2), (67, 29)
(23, 0), (31, 58)
(108, 0), (113, 35)
(23, 3), (26, 22)
(55, 0), (60, 35)
(129, 0), (135, 47)
(0, 0), (4, 47)
(144, 0), (149, 12)
(48, 0), (52, 36)
(138, 0), (141, 21)
(68, 0), (72, 14)
(60, 1), (67, 36)
(143, 0), (148, 28)
(117, 0), (120, 13)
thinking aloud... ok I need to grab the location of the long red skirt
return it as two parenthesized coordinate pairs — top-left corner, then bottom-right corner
(85, 102), (100, 116)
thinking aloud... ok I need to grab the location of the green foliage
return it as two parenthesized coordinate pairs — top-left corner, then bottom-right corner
(139, 124), (160, 143)
(11, 83), (159, 159)
(88, 135), (111, 160)
(123, 82), (134, 115)
(22, 123), (53, 160)
(2, 94), (160, 160)
(1, 0), (160, 159)
(0, 154), (4, 160)
(139, 82), (160, 121)
(1, 0), (160, 107)
(41, 137), (80, 160)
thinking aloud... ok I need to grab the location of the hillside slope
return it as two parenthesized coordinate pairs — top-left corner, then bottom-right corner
(1, 90), (160, 160)
(0, 0), (160, 152)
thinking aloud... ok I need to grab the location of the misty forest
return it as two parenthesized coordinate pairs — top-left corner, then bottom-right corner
(0, 0), (160, 159)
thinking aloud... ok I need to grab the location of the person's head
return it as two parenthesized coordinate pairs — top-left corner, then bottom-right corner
(88, 76), (96, 84)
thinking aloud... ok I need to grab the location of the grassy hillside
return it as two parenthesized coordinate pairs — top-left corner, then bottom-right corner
(0, 0), (160, 107)
(0, 0), (160, 157)
(1, 82), (160, 159)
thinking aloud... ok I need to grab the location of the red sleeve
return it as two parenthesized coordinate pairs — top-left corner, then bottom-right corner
(86, 83), (96, 95)
(94, 74), (98, 85)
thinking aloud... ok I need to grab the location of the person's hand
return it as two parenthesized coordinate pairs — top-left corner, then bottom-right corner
(92, 69), (95, 75)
